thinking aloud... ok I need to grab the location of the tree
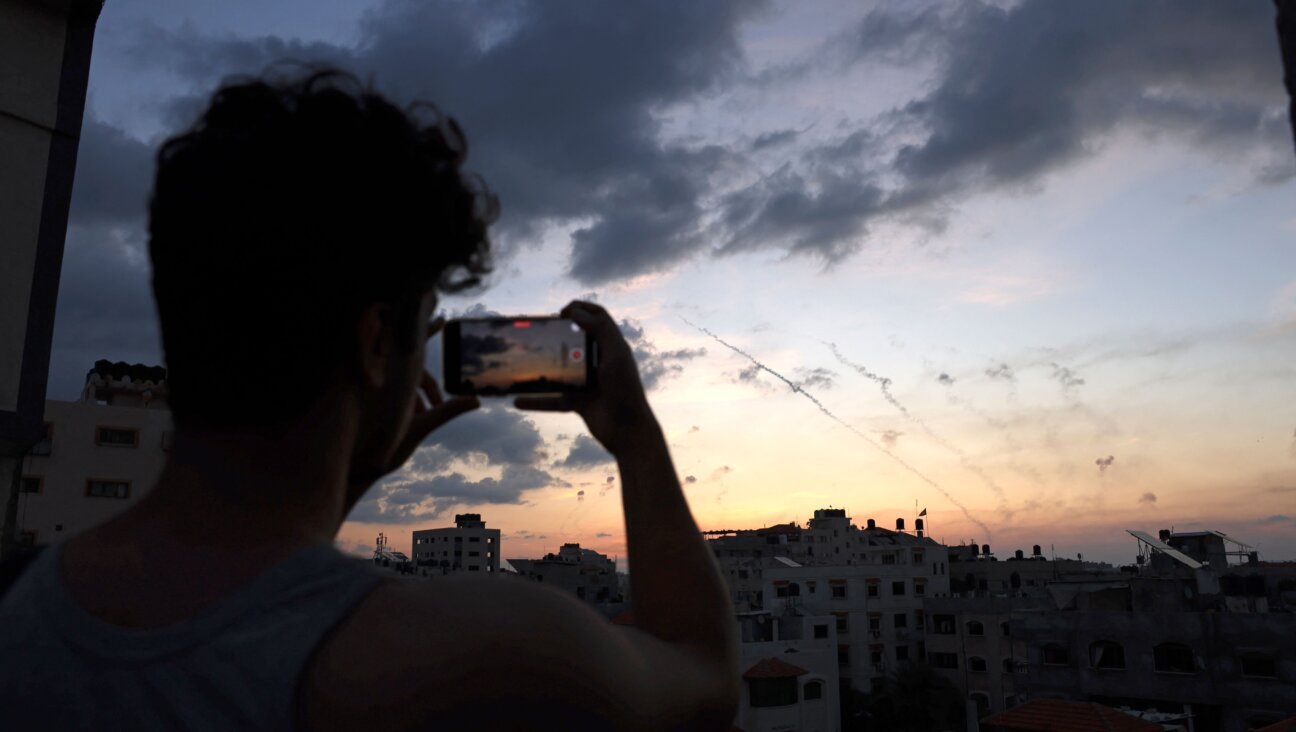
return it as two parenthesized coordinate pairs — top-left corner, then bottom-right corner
(854, 664), (965, 732)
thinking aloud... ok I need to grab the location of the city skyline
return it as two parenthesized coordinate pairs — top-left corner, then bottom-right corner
(48, 0), (1296, 566)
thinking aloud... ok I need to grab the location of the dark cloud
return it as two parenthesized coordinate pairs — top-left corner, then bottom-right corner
(132, 1), (764, 284)
(1050, 364), (1086, 390)
(556, 434), (613, 469)
(936, 373), (954, 386)
(577, 489), (585, 502)
(794, 366), (836, 390)
(618, 319), (706, 390)
(985, 363), (1014, 382)
(684, 475), (697, 484)
(1258, 514), (1294, 525)
(350, 464), (564, 523)
(1096, 455), (1115, 473)
(68, 117), (155, 226)
(420, 406), (546, 467)
(1139, 492), (1157, 505)
(595, 532), (612, 538)
(750, 128), (801, 151)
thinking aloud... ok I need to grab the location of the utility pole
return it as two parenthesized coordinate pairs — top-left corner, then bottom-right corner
(0, 0), (105, 558)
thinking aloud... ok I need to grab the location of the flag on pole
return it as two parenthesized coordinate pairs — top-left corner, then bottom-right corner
(918, 508), (927, 517)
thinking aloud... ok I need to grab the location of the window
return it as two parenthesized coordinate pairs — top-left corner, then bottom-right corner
(1090, 641), (1126, 670)
(1001, 621), (1011, 637)
(20, 476), (42, 494)
(967, 621), (985, 636)
(915, 611), (925, 630)
(870, 648), (883, 663)
(914, 581), (925, 597)
(831, 584), (846, 599)
(1003, 658), (1014, 673)
(803, 681), (823, 701)
(913, 550), (924, 564)
(868, 615), (881, 632)
(895, 645), (909, 662)
(814, 624), (829, 639)
(749, 678), (797, 708)
(486, 537), (493, 544)
(86, 480), (130, 499)
(970, 693), (990, 719)
(1239, 652), (1278, 678)
(1154, 643), (1195, 674)
(968, 656), (988, 672)
(1042, 644), (1070, 666)
(468, 551), (480, 557)
(933, 614), (956, 634)
(894, 612), (907, 628)
(891, 580), (905, 596)
(95, 426), (139, 447)
(931, 652), (959, 670)
(469, 536), (480, 542)
(837, 645), (850, 665)
(867, 582), (879, 597)
(776, 585), (788, 598)
(30, 422), (53, 456)
(881, 553), (896, 564)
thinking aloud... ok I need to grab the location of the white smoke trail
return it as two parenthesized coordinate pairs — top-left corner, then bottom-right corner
(826, 342), (1011, 506)
(686, 318), (992, 539)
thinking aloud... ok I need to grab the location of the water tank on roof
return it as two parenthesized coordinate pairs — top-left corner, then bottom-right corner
(866, 518), (876, 529)
(896, 518), (905, 531)
(1159, 529), (1171, 542)
(1033, 545), (1042, 557)
(982, 544), (991, 556)
(1014, 549), (1024, 560)
(915, 518), (924, 532)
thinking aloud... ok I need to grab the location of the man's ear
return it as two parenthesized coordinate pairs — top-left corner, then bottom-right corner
(357, 303), (395, 391)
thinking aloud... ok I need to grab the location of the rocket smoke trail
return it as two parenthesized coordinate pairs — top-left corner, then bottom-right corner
(685, 318), (992, 539)
(826, 342), (1011, 507)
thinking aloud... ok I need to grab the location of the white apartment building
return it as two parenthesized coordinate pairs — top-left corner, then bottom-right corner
(411, 513), (501, 574)
(735, 611), (843, 732)
(760, 511), (951, 695)
(17, 361), (172, 546)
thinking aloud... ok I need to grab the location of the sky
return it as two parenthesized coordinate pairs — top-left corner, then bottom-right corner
(51, 0), (1296, 567)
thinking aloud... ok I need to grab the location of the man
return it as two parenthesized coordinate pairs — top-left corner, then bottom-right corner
(0, 68), (738, 730)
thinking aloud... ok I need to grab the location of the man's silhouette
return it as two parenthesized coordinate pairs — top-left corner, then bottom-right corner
(0, 68), (738, 730)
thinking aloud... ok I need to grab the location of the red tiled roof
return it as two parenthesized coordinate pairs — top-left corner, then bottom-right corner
(981, 699), (1160, 732)
(742, 657), (809, 679)
(1252, 717), (1296, 732)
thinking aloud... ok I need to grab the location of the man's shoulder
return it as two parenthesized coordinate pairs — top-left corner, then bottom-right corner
(299, 573), (617, 730)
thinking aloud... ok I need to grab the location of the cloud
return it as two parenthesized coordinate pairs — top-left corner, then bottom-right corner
(711, 465), (733, 479)
(1257, 514), (1294, 525)
(985, 363), (1015, 382)
(877, 429), (902, 448)
(937, 373), (954, 386)
(795, 366), (837, 390)
(1050, 364), (1086, 390)
(619, 319), (706, 390)
(689, 425), (701, 433)
(577, 489), (585, 502)
(595, 532), (612, 538)
(684, 475), (698, 484)
(350, 464), (566, 524)
(1096, 455), (1115, 473)
(556, 434), (614, 469)
(1139, 492), (1157, 505)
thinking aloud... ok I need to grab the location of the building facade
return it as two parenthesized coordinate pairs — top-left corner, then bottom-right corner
(507, 543), (623, 607)
(17, 362), (172, 546)
(411, 513), (501, 574)
(736, 612), (843, 732)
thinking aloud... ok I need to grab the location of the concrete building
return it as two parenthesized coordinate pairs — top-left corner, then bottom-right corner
(1006, 528), (1296, 731)
(758, 511), (952, 698)
(411, 513), (501, 574)
(736, 611), (843, 732)
(923, 595), (1040, 718)
(16, 361), (173, 547)
(945, 541), (1122, 598)
(508, 543), (623, 607)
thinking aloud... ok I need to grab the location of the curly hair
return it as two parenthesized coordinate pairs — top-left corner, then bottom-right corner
(149, 66), (495, 429)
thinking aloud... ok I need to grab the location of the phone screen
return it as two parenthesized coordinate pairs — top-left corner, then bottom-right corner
(444, 317), (596, 395)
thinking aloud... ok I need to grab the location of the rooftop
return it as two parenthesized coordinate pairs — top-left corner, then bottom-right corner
(981, 699), (1161, 732)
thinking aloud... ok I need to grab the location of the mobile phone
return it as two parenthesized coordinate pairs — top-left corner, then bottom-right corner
(443, 316), (598, 396)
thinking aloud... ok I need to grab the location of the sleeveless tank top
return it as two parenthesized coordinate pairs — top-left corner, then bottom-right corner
(0, 542), (386, 731)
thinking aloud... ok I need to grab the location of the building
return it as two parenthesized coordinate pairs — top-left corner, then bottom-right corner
(736, 612), (843, 732)
(945, 541), (1122, 598)
(756, 510), (952, 699)
(16, 361), (173, 546)
(980, 698), (1164, 732)
(1007, 528), (1296, 731)
(508, 543), (624, 608)
(411, 513), (501, 574)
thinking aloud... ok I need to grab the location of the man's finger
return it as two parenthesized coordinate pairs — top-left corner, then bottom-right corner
(514, 395), (574, 412)
(414, 396), (480, 435)
(421, 371), (445, 408)
(427, 316), (446, 339)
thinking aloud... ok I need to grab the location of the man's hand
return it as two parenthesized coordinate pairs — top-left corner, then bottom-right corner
(383, 317), (480, 474)
(514, 301), (655, 458)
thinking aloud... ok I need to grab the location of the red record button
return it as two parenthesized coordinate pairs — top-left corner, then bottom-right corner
(570, 348), (584, 363)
